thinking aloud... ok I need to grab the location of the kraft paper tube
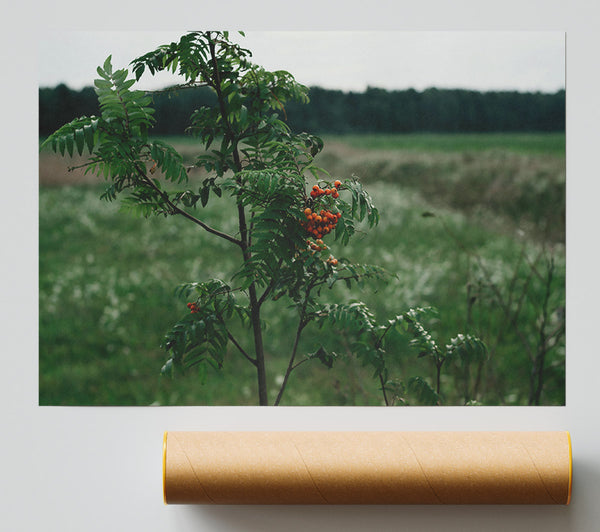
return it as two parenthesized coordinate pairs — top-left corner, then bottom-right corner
(163, 431), (572, 505)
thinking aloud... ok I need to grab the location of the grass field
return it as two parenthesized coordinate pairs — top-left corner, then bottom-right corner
(39, 133), (565, 406)
(144, 132), (566, 155)
(325, 132), (566, 155)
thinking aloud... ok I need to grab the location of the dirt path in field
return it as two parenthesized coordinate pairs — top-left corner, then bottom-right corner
(39, 150), (206, 186)
(39, 151), (99, 186)
(38, 139), (372, 187)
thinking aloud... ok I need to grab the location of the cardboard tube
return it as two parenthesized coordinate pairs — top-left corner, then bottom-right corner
(163, 431), (572, 505)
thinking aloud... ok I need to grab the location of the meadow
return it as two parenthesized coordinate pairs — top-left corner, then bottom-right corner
(38, 133), (565, 406)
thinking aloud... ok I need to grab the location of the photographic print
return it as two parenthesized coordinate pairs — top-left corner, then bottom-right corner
(38, 31), (565, 406)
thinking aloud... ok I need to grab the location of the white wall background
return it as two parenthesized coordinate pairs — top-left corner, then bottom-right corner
(2, 1), (599, 530)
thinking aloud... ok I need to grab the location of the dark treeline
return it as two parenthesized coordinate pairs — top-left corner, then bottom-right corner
(39, 83), (565, 137)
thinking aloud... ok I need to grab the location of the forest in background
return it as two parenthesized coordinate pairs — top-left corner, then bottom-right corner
(39, 84), (565, 137)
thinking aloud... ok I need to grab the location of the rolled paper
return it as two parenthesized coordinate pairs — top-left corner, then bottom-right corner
(163, 431), (572, 505)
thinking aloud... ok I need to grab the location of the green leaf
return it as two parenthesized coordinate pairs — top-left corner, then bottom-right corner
(160, 358), (174, 377)
(384, 379), (406, 402)
(200, 185), (210, 207)
(83, 124), (95, 152)
(65, 134), (74, 157)
(74, 127), (84, 155)
(445, 334), (487, 365)
(96, 65), (110, 80)
(309, 346), (337, 369)
(407, 376), (440, 406)
(103, 55), (113, 75)
(122, 78), (136, 91)
(58, 135), (65, 156)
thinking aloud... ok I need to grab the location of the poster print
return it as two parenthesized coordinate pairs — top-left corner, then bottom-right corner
(39, 31), (565, 406)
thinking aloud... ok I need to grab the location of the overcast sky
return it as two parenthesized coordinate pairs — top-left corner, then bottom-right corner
(38, 30), (565, 93)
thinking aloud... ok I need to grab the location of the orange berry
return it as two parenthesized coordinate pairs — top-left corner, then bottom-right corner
(312, 184), (319, 191)
(324, 189), (331, 195)
(334, 180), (342, 188)
(332, 191), (339, 199)
(304, 208), (312, 216)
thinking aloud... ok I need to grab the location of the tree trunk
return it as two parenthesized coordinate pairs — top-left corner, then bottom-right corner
(248, 283), (268, 405)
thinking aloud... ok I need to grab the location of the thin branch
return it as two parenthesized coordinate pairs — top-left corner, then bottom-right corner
(257, 258), (284, 307)
(372, 321), (393, 407)
(67, 162), (94, 172)
(378, 373), (390, 406)
(133, 165), (242, 247)
(375, 322), (394, 349)
(212, 303), (256, 368)
(274, 286), (313, 406)
(71, 149), (243, 248)
(171, 202), (242, 246)
(274, 318), (308, 406)
(226, 330), (257, 367)
(291, 357), (310, 372)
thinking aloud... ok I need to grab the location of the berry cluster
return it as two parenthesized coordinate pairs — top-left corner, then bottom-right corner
(301, 179), (345, 267)
(187, 302), (199, 314)
(302, 207), (342, 240)
(309, 180), (342, 199)
(303, 179), (344, 240)
(308, 238), (327, 252)
(306, 240), (339, 266)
